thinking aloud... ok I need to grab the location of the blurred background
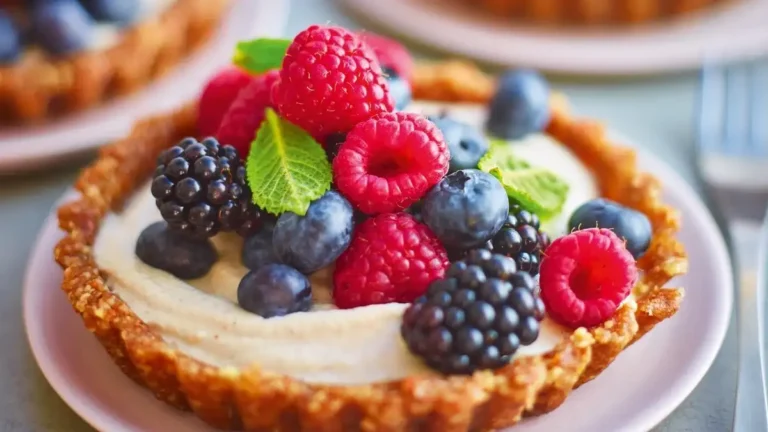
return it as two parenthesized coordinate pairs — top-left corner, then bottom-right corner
(3, 0), (768, 430)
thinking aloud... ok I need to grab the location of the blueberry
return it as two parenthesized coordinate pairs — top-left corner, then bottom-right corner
(242, 224), (281, 271)
(568, 198), (652, 259)
(135, 221), (218, 279)
(0, 11), (21, 64)
(486, 69), (550, 140)
(273, 190), (355, 274)
(81, 0), (140, 25)
(383, 66), (412, 111)
(237, 264), (312, 318)
(31, 0), (93, 56)
(429, 115), (489, 173)
(422, 169), (509, 250)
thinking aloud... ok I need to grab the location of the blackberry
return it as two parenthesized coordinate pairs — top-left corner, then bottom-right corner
(151, 137), (269, 238)
(400, 250), (545, 375)
(485, 204), (550, 276)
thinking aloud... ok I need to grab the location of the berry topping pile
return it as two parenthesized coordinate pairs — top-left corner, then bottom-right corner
(401, 250), (545, 375)
(539, 228), (637, 328)
(1, 0), (142, 63)
(129, 23), (649, 377)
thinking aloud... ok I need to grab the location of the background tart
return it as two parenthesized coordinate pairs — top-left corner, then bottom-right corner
(54, 60), (687, 431)
(0, 0), (230, 124)
(468, 0), (736, 26)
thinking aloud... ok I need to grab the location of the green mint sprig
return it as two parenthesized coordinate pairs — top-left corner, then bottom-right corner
(246, 108), (332, 216)
(233, 38), (291, 74)
(477, 140), (569, 220)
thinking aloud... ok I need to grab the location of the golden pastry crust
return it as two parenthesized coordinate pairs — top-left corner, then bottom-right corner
(0, 0), (230, 124)
(471, 0), (734, 26)
(54, 60), (687, 431)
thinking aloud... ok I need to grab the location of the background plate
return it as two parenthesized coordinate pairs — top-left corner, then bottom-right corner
(23, 140), (732, 432)
(339, 0), (768, 76)
(0, 0), (290, 174)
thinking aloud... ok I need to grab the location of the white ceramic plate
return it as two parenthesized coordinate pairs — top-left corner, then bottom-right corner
(23, 141), (732, 432)
(0, 0), (290, 174)
(339, 0), (768, 75)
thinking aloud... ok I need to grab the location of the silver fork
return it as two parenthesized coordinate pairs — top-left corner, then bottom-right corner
(697, 60), (768, 432)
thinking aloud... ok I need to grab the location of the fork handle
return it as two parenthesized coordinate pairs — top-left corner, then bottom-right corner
(733, 224), (768, 432)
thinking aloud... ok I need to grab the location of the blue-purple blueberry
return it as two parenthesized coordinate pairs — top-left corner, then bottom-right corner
(383, 66), (412, 111)
(242, 223), (281, 271)
(486, 69), (550, 140)
(135, 221), (217, 279)
(237, 264), (312, 318)
(273, 190), (355, 274)
(568, 198), (652, 259)
(429, 114), (489, 173)
(422, 169), (509, 250)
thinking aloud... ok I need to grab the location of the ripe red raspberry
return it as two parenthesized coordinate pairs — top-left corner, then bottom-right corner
(333, 213), (449, 309)
(197, 67), (256, 137)
(333, 112), (450, 214)
(358, 31), (414, 83)
(539, 228), (637, 328)
(271, 25), (394, 140)
(215, 70), (280, 157)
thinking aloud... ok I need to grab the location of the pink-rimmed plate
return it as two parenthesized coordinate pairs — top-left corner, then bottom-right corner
(23, 138), (732, 432)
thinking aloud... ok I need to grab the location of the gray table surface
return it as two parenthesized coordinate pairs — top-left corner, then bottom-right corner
(0, 1), (736, 431)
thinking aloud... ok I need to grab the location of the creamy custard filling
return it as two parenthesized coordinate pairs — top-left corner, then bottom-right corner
(93, 103), (599, 385)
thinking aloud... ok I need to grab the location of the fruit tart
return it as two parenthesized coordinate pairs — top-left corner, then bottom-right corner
(0, 0), (230, 124)
(466, 0), (737, 26)
(55, 25), (688, 431)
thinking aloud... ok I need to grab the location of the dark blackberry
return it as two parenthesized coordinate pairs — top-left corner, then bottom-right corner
(151, 137), (269, 238)
(401, 250), (545, 375)
(485, 204), (550, 276)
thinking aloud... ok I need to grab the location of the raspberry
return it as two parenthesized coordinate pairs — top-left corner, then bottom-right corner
(539, 228), (637, 328)
(271, 25), (394, 140)
(333, 213), (449, 309)
(197, 67), (256, 138)
(215, 70), (279, 157)
(333, 112), (450, 214)
(358, 31), (414, 83)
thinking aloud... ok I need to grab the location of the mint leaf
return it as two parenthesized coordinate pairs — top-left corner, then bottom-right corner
(246, 108), (332, 216)
(233, 38), (291, 74)
(478, 141), (569, 220)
